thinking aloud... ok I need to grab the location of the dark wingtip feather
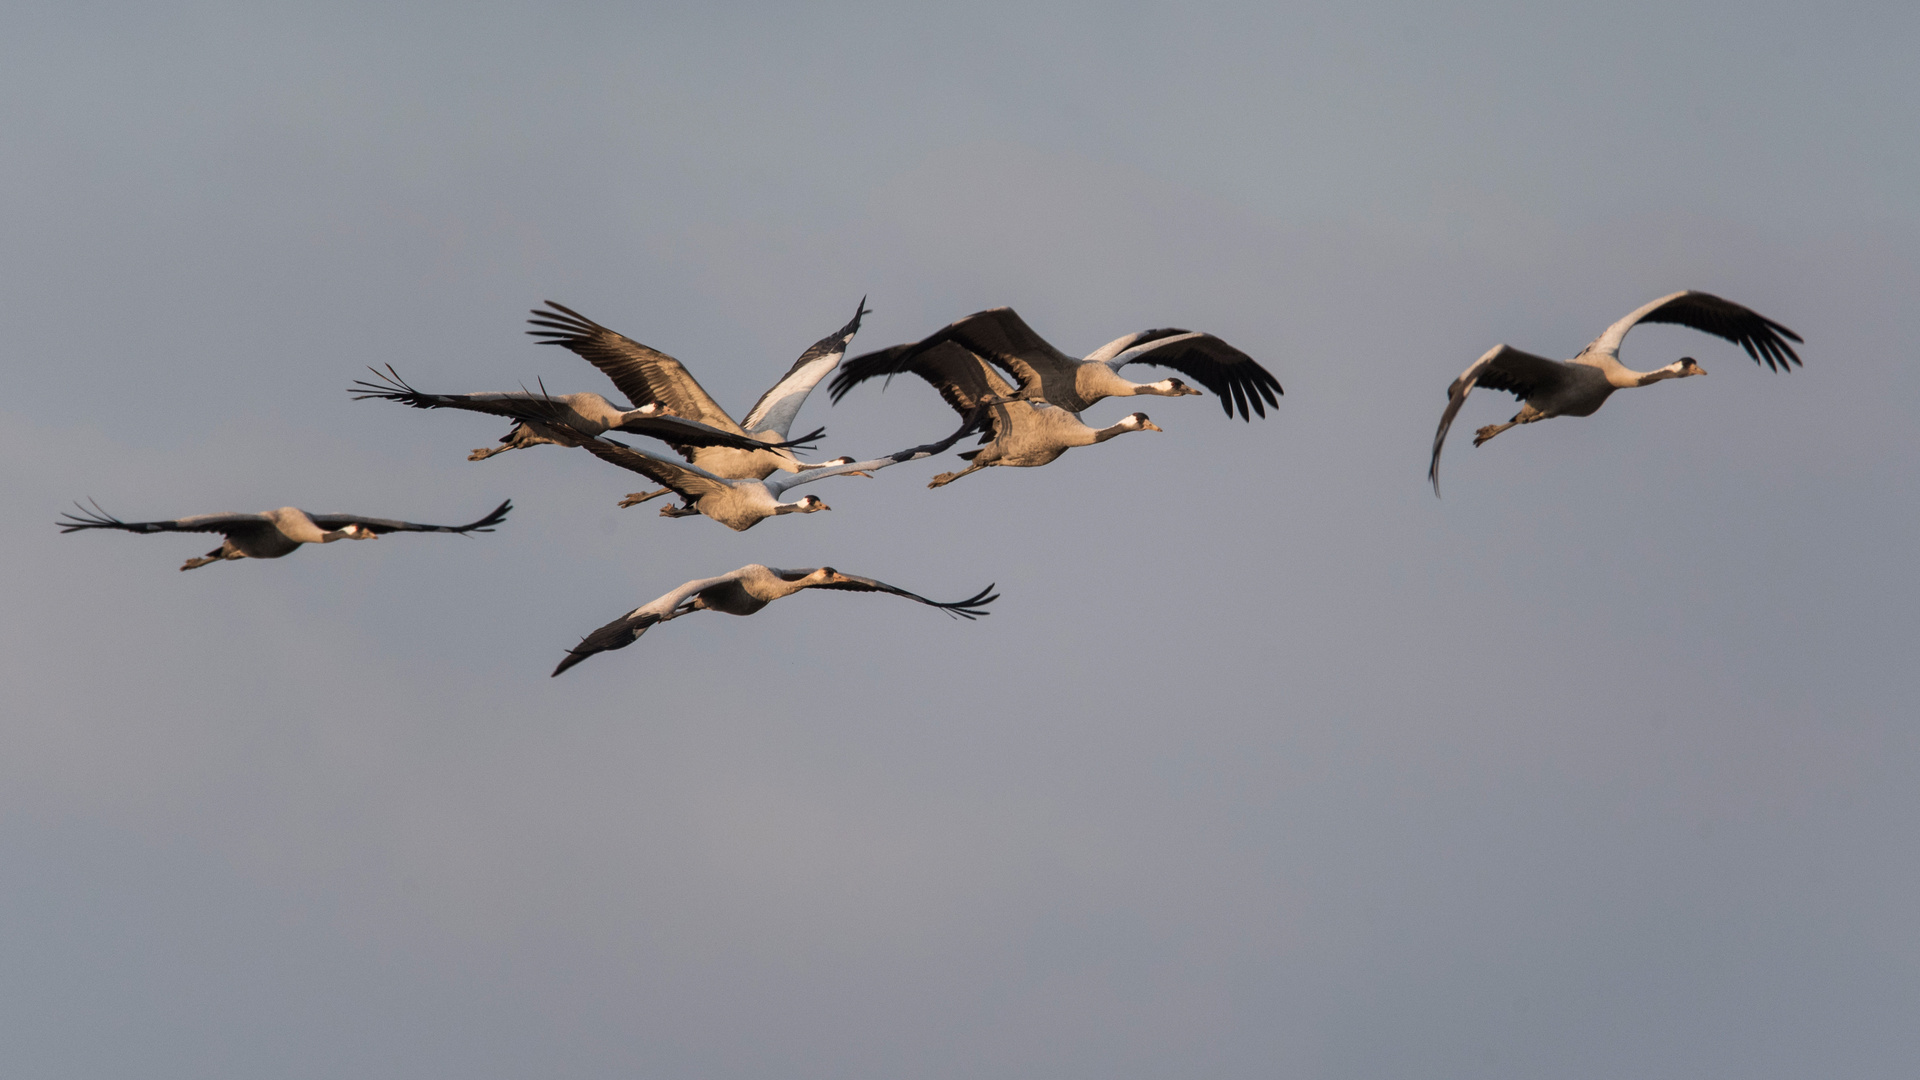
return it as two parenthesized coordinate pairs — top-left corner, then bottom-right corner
(456, 498), (514, 534)
(551, 645), (594, 677)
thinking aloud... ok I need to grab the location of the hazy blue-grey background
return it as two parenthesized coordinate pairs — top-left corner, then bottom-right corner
(4, 2), (1916, 1076)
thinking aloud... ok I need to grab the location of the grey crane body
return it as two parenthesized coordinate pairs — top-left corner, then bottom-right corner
(1428, 291), (1804, 494)
(524, 299), (869, 501)
(933, 400), (1160, 487)
(829, 341), (1160, 487)
(552, 563), (998, 676)
(838, 306), (1282, 420)
(541, 406), (983, 531)
(58, 500), (512, 571)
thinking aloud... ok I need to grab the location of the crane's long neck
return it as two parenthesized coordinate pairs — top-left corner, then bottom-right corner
(1088, 415), (1158, 443)
(1587, 351), (1693, 389)
(1628, 362), (1690, 388)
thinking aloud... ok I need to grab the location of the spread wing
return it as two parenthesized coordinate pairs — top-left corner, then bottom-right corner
(551, 610), (665, 676)
(1589, 291), (1803, 372)
(349, 374), (568, 418)
(830, 340), (1016, 415)
(767, 408), (988, 495)
(551, 570), (743, 676)
(910, 307), (1075, 400)
(350, 368), (801, 452)
(526, 302), (743, 432)
(796, 572), (999, 619)
(1105, 329), (1284, 420)
(305, 499), (512, 535)
(57, 503), (270, 535)
(1429, 346), (1570, 496)
(568, 436), (736, 503)
(833, 307), (1070, 400)
(613, 416), (824, 453)
(740, 298), (866, 438)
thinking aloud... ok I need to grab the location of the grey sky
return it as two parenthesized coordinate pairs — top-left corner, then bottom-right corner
(4, 2), (1917, 1077)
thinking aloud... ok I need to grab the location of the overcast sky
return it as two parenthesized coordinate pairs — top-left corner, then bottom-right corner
(4, 2), (1917, 1077)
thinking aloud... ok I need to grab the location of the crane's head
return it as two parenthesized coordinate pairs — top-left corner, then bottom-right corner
(1676, 356), (1707, 377)
(1122, 412), (1163, 432)
(794, 495), (830, 513)
(1146, 377), (1203, 397)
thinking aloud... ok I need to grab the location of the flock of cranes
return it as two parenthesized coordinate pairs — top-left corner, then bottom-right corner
(61, 289), (1803, 675)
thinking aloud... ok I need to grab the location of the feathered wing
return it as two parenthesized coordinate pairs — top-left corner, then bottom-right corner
(740, 298), (867, 437)
(57, 504), (271, 535)
(1429, 346), (1569, 495)
(766, 408), (987, 495)
(551, 571), (743, 676)
(1589, 291), (1804, 372)
(831, 341), (1015, 414)
(928, 307), (1079, 378)
(526, 302), (743, 431)
(552, 610), (665, 676)
(1107, 330), (1284, 421)
(834, 308), (1068, 401)
(349, 371), (554, 417)
(568, 436), (737, 503)
(795, 572), (999, 619)
(611, 415), (823, 453)
(350, 368), (805, 453)
(306, 499), (512, 535)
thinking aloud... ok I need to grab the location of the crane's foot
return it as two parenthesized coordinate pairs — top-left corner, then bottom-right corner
(179, 556), (218, 571)
(468, 446), (510, 461)
(619, 488), (671, 508)
(1472, 422), (1515, 447)
(658, 503), (702, 518)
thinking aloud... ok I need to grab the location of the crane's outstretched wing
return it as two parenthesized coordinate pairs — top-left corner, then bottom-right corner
(58, 503), (270, 535)
(551, 570), (744, 676)
(783, 569), (999, 619)
(552, 610), (666, 676)
(740, 298), (866, 438)
(568, 437), (736, 503)
(838, 308), (1070, 402)
(768, 408), (987, 495)
(350, 368), (815, 453)
(1589, 291), (1803, 372)
(306, 499), (512, 535)
(831, 341), (1016, 412)
(526, 302), (744, 431)
(1429, 346), (1569, 496)
(1103, 329), (1284, 420)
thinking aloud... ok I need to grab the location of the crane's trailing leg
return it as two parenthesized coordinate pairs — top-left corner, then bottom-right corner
(1472, 420), (1518, 446)
(659, 502), (703, 518)
(619, 488), (672, 508)
(928, 463), (986, 488)
(179, 546), (233, 571)
(1473, 404), (1546, 447)
(467, 444), (515, 461)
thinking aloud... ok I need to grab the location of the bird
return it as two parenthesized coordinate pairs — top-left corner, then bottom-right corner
(541, 407), (984, 530)
(58, 499), (512, 571)
(552, 563), (997, 676)
(1428, 290), (1804, 495)
(830, 341), (1161, 488)
(526, 297), (870, 503)
(349, 367), (823, 459)
(835, 306), (1282, 420)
